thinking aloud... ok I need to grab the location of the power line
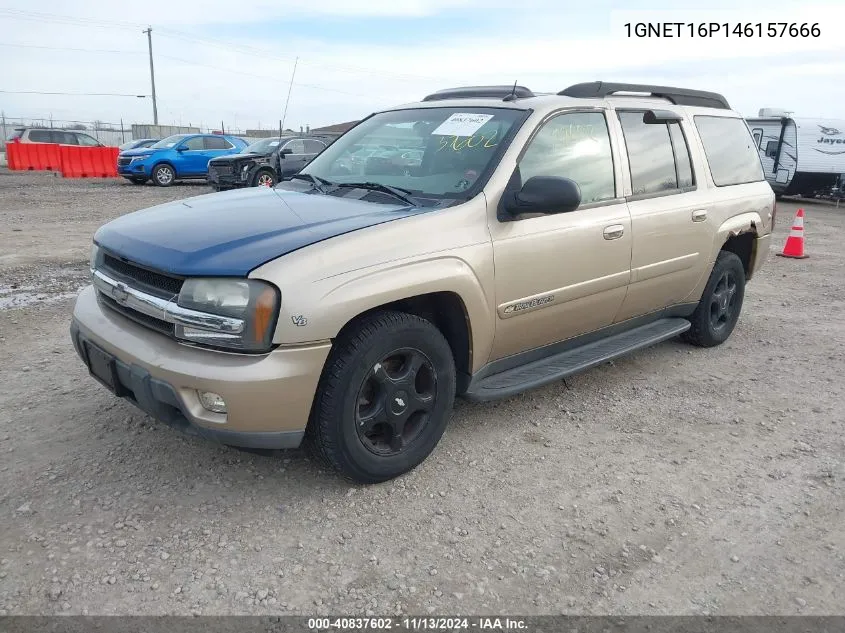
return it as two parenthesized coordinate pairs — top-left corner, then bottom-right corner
(156, 54), (371, 97)
(0, 8), (445, 84)
(0, 42), (144, 54)
(0, 90), (148, 97)
(0, 8), (142, 30)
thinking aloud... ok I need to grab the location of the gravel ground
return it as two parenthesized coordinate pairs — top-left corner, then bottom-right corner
(0, 169), (843, 617)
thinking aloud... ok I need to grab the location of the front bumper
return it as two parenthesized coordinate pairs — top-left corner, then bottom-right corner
(207, 165), (253, 187)
(70, 285), (331, 449)
(118, 162), (148, 176)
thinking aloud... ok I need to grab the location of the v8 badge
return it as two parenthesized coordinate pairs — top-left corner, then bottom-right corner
(291, 315), (308, 327)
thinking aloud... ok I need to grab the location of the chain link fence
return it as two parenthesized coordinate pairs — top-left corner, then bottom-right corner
(0, 115), (321, 150)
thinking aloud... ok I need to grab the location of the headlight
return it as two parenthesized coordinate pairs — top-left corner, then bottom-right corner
(175, 278), (280, 353)
(90, 243), (100, 271)
(129, 156), (147, 163)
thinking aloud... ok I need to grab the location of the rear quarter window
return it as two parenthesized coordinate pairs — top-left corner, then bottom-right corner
(693, 116), (765, 187)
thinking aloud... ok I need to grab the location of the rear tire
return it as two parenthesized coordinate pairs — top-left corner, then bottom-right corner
(152, 164), (175, 187)
(305, 311), (456, 484)
(683, 251), (746, 348)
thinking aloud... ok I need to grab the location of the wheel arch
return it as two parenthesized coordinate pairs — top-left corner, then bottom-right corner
(712, 212), (762, 279)
(333, 291), (474, 394)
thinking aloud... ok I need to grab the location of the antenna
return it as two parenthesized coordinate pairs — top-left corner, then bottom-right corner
(503, 80), (518, 102)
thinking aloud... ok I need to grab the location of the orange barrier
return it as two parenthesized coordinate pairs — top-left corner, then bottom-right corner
(4, 142), (120, 177)
(59, 146), (120, 178)
(6, 140), (21, 170)
(6, 142), (63, 171)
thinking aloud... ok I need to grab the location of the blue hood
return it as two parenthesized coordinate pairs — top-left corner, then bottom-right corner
(93, 187), (428, 276)
(119, 147), (157, 158)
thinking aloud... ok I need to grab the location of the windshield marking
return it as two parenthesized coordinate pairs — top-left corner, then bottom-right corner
(431, 113), (495, 137)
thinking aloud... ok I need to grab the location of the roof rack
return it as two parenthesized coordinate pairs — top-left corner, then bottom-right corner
(422, 85), (536, 102)
(558, 81), (731, 110)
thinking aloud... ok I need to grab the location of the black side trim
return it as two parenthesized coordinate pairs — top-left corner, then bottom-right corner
(469, 304), (697, 386)
(559, 81), (730, 110)
(464, 317), (692, 402)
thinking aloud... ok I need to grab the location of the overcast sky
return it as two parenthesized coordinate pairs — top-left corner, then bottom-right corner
(1, 0), (845, 132)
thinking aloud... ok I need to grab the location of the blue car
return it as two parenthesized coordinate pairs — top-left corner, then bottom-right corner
(117, 133), (248, 186)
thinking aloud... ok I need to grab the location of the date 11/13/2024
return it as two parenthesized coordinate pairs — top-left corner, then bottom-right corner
(623, 22), (821, 38)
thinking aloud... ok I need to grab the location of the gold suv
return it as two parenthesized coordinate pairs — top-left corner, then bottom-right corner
(71, 82), (774, 483)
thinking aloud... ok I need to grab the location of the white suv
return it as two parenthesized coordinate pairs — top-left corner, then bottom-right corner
(7, 128), (104, 146)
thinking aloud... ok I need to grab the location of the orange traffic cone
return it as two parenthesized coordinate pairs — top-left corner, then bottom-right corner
(777, 208), (809, 259)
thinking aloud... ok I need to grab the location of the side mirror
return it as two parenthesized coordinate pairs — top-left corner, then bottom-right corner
(176, 146), (187, 152)
(280, 148), (292, 158)
(505, 176), (581, 215)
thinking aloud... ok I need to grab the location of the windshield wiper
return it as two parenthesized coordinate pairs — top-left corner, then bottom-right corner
(287, 173), (333, 193)
(331, 182), (416, 205)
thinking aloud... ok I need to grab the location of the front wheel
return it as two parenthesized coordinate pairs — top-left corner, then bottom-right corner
(253, 170), (277, 187)
(305, 311), (456, 484)
(683, 251), (746, 347)
(152, 164), (175, 187)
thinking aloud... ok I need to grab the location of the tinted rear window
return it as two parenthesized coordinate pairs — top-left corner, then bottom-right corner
(693, 116), (764, 186)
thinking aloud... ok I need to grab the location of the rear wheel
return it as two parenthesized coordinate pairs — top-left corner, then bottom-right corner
(253, 170), (277, 187)
(306, 311), (456, 484)
(683, 251), (746, 347)
(152, 164), (175, 187)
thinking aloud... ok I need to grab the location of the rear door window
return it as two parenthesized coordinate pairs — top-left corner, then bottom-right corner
(205, 136), (232, 150)
(693, 116), (765, 186)
(283, 139), (306, 154)
(618, 111), (696, 196)
(304, 139), (327, 154)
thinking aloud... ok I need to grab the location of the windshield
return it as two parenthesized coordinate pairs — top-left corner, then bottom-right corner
(241, 138), (281, 154)
(300, 107), (526, 197)
(150, 134), (187, 149)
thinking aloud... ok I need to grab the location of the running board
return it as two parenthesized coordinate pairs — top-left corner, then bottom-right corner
(464, 318), (691, 402)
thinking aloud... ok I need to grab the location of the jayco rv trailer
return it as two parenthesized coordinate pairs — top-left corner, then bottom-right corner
(745, 109), (845, 197)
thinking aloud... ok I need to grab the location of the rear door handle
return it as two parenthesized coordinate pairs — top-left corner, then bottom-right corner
(603, 224), (624, 240)
(692, 209), (708, 222)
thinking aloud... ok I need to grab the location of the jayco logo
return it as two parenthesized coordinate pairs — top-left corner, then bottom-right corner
(817, 125), (843, 144)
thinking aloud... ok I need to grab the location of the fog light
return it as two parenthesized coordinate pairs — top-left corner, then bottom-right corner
(198, 390), (227, 414)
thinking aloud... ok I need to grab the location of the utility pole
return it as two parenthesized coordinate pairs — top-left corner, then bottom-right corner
(280, 56), (299, 132)
(143, 27), (159, 125)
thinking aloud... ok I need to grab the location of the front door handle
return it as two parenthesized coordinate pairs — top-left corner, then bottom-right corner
(603, 224), (624, 240)
(692, 209), (708, 222)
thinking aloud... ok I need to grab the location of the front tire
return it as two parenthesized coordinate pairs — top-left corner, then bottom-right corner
(683, 251), (746, 347)
(306, 311), (456, 484)
(152, 164), (175, 187)
(253, 170), (277, 188)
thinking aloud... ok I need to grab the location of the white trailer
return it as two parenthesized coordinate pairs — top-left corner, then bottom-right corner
(746, 109), (845, 197)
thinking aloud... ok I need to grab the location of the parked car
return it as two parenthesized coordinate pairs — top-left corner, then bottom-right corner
(118, 138), (159, 151)
(117, 133), (248, 186)
(7, 127), (104, 146)
(71, 81), (774, 483)
(207, 136), (329, 190)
